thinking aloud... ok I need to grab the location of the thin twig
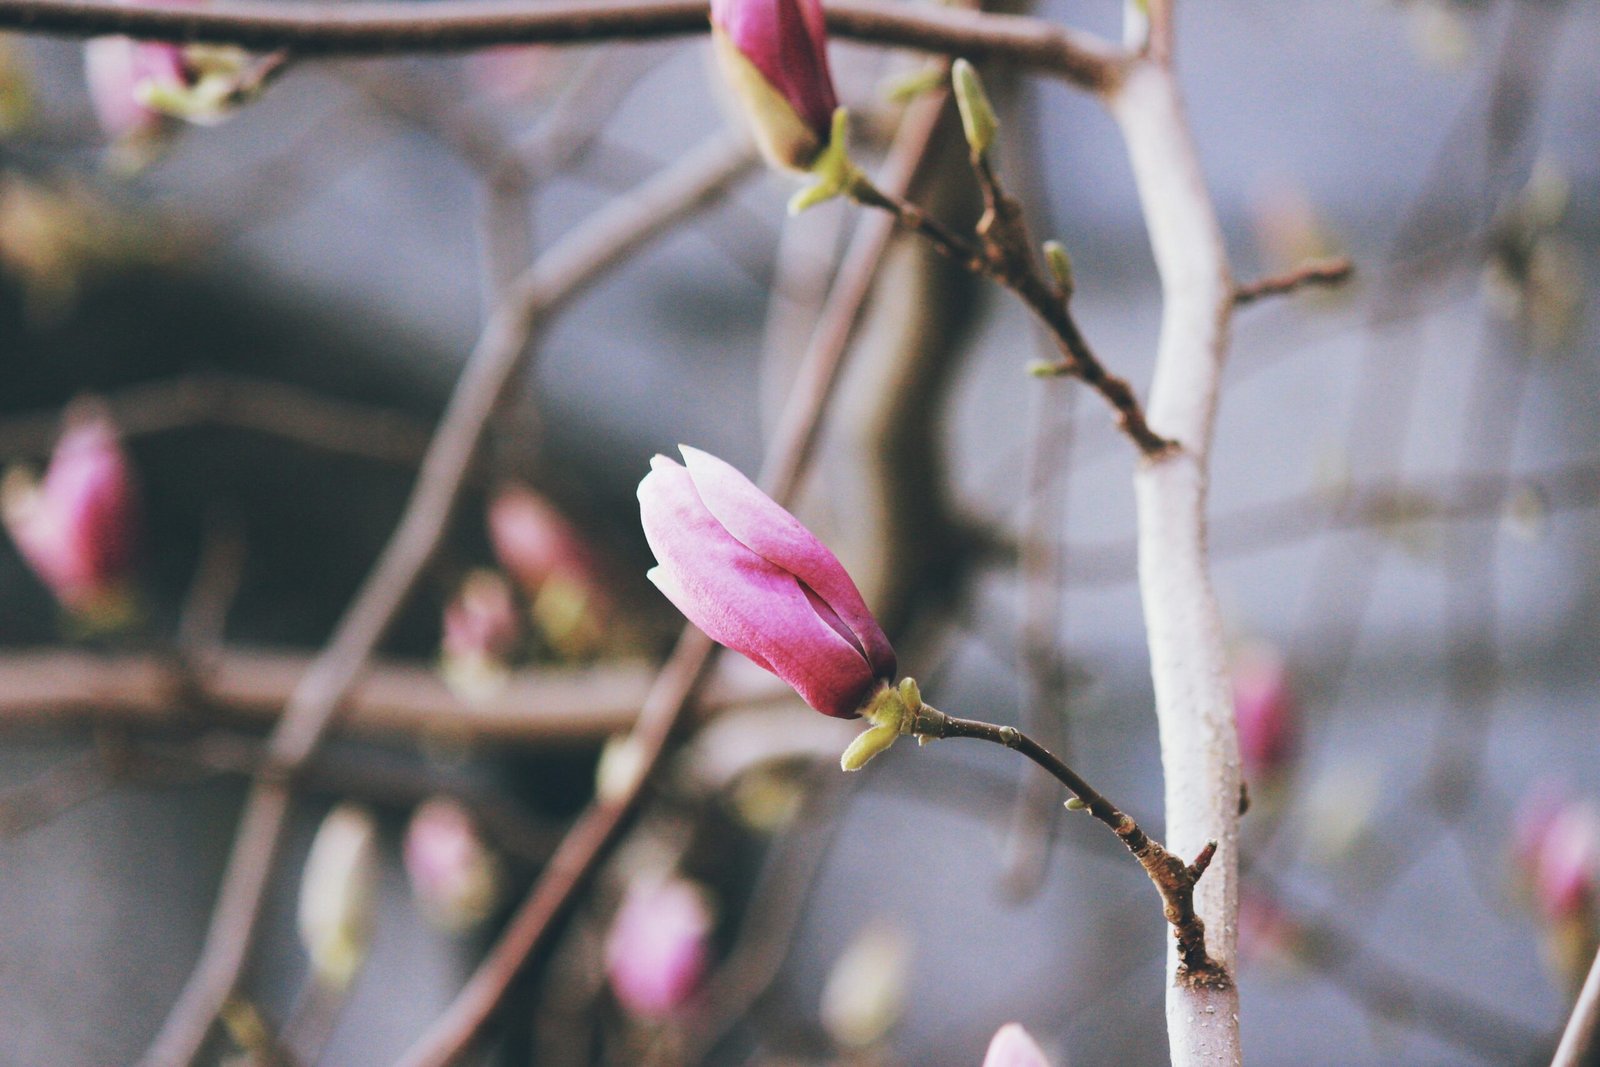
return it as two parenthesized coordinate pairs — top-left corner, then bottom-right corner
(391, 78), (956, 1067)
(137, 135), (755, 1067)
(0, 0), (1124, 89)
(848, 170), (1170, 455)
(911, 705), (1227, 986)
(1232, 256), (1354, 306)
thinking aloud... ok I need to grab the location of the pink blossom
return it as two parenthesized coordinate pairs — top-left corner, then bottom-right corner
(638, 446), (896, 719)
(488, 485), (599, 601)
(709, 0), (838, 170)
(1231, 642), (1296, 779)
(982, 1023), (1053, 1067)
(442, 570), (519, 665)
(604, 875), (713, 1019)
(82, 0), (198, 141)
(1529, 799), (1600, 921)
(403, 798), (502, 931)
(2, 405), (139, 615)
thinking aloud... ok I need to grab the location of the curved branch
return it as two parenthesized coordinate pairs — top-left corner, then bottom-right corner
(0, 0), (1123, 89)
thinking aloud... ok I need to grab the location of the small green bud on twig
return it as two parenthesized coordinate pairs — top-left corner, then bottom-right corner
(1043, 240), (1075, 295)
(951, 59), (997, 159)
(882, 66), (946, 104)
(1064, 796), (1088, 811)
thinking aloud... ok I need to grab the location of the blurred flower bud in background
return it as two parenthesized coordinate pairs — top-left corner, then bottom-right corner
(439, 568), (521, 701)
(981, 1022), (1056, 1067)
(819, 920), (913, 1051)
(0, 35), (34, 134)
(297, 804), (379, 990)
(488, 483), (610, 659)
(1231, 641), (1298, 788)
(2, 402), (140, 628)
(603, 874), (715, 1019)
(403, 797), (504, 933)
(1511, 786), (1600, 994)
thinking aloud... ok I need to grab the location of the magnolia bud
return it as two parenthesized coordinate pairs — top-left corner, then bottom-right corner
(982, 1022), (1054, 1067)
(2, 403), (140, 626)
(1231, 642), (1296, 782)
(297, 804), (379, 990)
(403, 798), (503, 933)
(819, 921), (913, 1049)
(708, 0), (839, 172)
(951, 59), (997, 160)
(439, 569), (520, 701)
(604, 875), (715, 1019)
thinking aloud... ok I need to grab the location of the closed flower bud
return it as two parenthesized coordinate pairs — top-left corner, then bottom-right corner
(2, 404), (139, 623)
(1231, 642), (1296, 781)
(83, 33), (186, 142)
(982, 1023), (1054, 1067)
(638, 445), (896, 719)
(604, 875), (714, 1019)
(403, 797), (503, 932)
(439, 569), (520, 700)
(819, 921), (912, 1050)
(297, 804), (379, 990)
(488, 484), (610, 657)
(709, 0), (839, 171)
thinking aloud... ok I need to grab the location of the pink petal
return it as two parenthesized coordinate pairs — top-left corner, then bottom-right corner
(639, 454), (879, 718)
(709, 0), (837, 141)
(604, 877), (712, 1018)
(982, 1023), (1053, 1067)
(679, 446), (895, 680)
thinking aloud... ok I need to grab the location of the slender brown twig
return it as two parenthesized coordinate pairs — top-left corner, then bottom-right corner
(909, 704), (1227, 987)
(0, 0), (1124, 89)
(848, 164), (1170, 456)
(1553, 943), (1600, 1067)
(1232, 256), (1355, 306)
(136, 135), (755, 1067)
(391, 76), (957, 1067)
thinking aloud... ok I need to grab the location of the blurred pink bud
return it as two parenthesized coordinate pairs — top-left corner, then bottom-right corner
(1231, 642), (1296, 780)
(1237, 888), (1300, 966)
(638, 446), (896, 719)
(489, 485), (597, 600)
(2, 405), (139, 617)
(82, 0), (193, 141)
(403, 797), (502, 932)
(440, 569), (519, 699)
(1532, 801), (1600, 921)
(604, 875), (713, 1019)
(982, 1023), (1053, 1067)
(709, 0), (839, 170)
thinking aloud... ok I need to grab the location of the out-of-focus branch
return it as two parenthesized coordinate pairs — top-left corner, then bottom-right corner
(137, 135), (756, 1067)
(0, 372), (434, 466)
(1232, 256), (1354, 306)
(0, 647), (789, 744)
(1553, 944), (1600, 1067)
(1108, 9), (1242, 1063)
(0, 0), (1124, 89)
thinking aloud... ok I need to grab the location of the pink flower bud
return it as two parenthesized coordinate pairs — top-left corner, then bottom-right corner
(488, 485), (597, 599)
(604, 875), (713, 1019)
(709, 0), (839, 171)
(1231, 642), (1296, 780)
(982, 1023), (1053, 1067)
(440, 569), (520, 700)
(82, 0), (198, 141)
(1533, 802), (1600, 921)
(2, 405), (139, 617)
(637, 446), (896, 719)
(403, 797), (503, 932)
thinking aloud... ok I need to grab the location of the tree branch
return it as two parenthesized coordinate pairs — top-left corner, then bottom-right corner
(1553, 942), (1600, 1067)
(136, 135), (755, 1067)
(1107, 13), (1242, 1065)
(0, 0), (1124, 89)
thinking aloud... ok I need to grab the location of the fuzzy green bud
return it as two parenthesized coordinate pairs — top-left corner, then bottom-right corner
(951, 59), (997, 159)
(1043, 240), (1075, 295)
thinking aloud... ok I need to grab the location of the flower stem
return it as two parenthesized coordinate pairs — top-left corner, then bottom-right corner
(910, 704), (1229, 987)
